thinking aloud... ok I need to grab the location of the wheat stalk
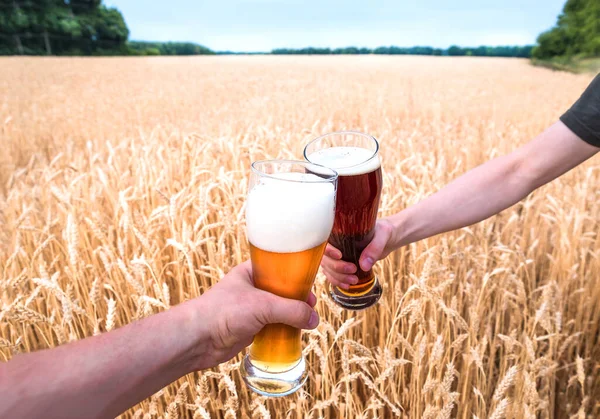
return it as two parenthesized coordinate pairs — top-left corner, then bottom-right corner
(1, 56), (598, 418)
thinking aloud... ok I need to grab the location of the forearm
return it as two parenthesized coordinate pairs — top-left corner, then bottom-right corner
(389, 121), (598, 248)
(0, 301), (207, 419)
(390, 152), (530, 247)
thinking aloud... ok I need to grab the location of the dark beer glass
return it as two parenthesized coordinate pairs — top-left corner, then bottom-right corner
(304, 132), (383, 310)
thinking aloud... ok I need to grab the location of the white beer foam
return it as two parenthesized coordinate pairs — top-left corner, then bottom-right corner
(246, 172), (335, 253)
(307, 146), (380, 176)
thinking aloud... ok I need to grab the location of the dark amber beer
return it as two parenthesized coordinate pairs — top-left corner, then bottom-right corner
(240, 160), (337, 397)
(305, 132), (383, 310)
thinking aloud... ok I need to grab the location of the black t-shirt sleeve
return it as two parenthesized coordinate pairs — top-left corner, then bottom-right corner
(560, 73), (600, 148)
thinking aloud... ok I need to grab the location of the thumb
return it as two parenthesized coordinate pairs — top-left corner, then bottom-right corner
(359, 220), (394, 271)
(264, 295), (319, 330)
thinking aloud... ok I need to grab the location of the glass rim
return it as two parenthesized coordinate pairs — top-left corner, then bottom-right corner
(250, 159), (338, 184)
(303, 131), (380, 171)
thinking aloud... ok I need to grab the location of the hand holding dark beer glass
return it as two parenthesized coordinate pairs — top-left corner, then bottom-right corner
(304, 132), (383, 310)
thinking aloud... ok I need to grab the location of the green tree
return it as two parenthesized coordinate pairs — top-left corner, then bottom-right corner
(532, 0), (600, 59)
(0, 0), (129, 55)
(447, 45), (465, 56)
(128, 41), (214, 56)
(271, 45), (532, 58)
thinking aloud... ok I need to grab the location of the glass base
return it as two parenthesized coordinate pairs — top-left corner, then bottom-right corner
(330, 276), (382, 310)
(240, 354), (308, 397)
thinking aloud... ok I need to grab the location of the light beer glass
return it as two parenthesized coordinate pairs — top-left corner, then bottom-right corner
(240, 160), (337, 397)
(304, 132), (383, 310)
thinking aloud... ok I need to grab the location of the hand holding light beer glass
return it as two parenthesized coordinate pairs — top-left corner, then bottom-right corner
(240, 160), (337, 397)
(304, 132), (383, 310)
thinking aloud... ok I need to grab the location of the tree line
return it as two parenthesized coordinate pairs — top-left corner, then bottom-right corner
(128, 41), (214, 56)
(1, 0), (596, 61)
(532, 0), (600, 60)
(0, 0), (213, 56)
(271, 45), (533, 57)
(0, 0), (129, 55)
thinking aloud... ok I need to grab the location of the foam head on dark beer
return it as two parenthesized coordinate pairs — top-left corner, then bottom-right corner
(307, 146), (380, 176)
(246, 172), (335, 253)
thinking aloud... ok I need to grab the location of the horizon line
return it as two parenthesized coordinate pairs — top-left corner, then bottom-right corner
(129, 40), (536, 54)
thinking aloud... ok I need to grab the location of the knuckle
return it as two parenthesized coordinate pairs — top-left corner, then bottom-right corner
(325, 275), (339, 285)
(295, 302), (311, 324)
(379, 219), (394, 236)
(332, 270), (347, 280)
(335, 261), (349, 272)
(286, 300), (305, 323)
(321, 257), (333, 268)
(326, 245), (341, 259)
(326, 269), (343, 281)
(256, 291), (275, 321)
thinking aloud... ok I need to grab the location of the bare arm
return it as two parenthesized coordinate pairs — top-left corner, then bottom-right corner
(0, 302), (202, 419)
(0, 262), (318, 419)
(322, 122), (598, 285)
(389, 121), (598, 247)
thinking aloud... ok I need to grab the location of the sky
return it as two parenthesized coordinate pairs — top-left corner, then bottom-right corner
(105, 0), (566, 52)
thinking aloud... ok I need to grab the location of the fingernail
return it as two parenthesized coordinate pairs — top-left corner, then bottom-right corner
(344, 265), (356, 274)
(339, 283), (350, 290)
(308, 311), (319, 328)
(361, 257), (374, 271)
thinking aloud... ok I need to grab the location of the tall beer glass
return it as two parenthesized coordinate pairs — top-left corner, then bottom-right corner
(240, 160), (337, 397)
(304, 132), (383, 310)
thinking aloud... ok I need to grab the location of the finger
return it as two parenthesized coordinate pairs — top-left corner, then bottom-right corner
(321, 256), (357, 275)
(306, 291), (317, 308)
(323, 266), (358, 286)
(343, 275), (359, 285)
(322, 269), (351, 290)
(324, 244), (342, 259)
(229, 260), (253, 284)
(265, 295), (319, 329)
(359, 221), (394, 271)
(329, 278), (350, 290)
(321, 266), (349, 283)
(240, 337), (254, 349)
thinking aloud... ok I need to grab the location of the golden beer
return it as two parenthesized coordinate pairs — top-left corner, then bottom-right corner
(249, 241), (327, 371)
(241, 160), (337, 397)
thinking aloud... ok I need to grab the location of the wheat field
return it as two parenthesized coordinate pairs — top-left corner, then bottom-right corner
(1, 56), (599, 418)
